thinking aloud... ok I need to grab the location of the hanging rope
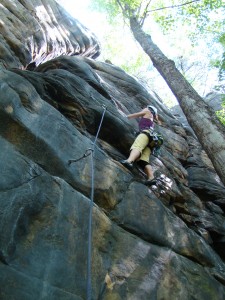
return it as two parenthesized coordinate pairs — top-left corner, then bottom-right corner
(86, 105), (106, 300)
(68, 105), (107, 300)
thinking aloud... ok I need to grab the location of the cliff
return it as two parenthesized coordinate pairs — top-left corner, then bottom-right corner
(0, 1), (225, 299)
(0, 0), (100, 69)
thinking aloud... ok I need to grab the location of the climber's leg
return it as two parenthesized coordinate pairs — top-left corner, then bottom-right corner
(120, 133), (149, 169)
(136, 147), (157, 186)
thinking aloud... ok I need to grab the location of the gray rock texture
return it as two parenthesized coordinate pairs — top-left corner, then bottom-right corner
(0, 1), (225, 299)
(0, 0), (100, 69)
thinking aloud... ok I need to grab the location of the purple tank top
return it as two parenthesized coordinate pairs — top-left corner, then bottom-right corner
(139, 117), (154, 131)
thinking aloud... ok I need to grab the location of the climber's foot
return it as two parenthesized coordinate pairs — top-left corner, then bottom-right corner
(120, 160), (133, 170)
(145, 178), (157, 186)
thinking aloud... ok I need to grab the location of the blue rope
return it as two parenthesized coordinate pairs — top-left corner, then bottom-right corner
(86, 105), (107, 300)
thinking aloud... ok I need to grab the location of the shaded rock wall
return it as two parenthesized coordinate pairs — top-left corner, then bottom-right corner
(0, 1), (225, 299)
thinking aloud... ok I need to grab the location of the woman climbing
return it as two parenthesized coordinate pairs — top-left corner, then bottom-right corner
(120, 105), (162, 186)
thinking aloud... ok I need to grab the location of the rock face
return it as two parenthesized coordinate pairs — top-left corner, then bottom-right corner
(0, 1), (225, 300)
(0, 0), (100, 69)
(171, 92), (224, 131)
(204, 92), (224, 111)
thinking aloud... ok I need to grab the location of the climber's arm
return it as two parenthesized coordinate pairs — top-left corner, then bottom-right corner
(154, 114), (162, 125)
(127, 109), (147, 119)
(154, 114), (161, 124)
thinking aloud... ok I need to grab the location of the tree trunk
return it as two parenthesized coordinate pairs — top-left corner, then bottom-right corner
(129, 16), (225, 186)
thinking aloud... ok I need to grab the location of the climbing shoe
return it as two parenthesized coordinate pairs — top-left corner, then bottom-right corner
(120, 160), (133, 170)
(145, 178), (157, 186)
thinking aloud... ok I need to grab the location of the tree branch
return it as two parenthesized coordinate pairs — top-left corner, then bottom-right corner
(146, 0), (201, 13)
(116, 0), (125, 14)
(140, 0), (152, 27)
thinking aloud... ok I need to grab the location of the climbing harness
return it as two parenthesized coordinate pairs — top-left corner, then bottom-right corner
(68, 105), (107, 300)
(135, 128), (163, 156)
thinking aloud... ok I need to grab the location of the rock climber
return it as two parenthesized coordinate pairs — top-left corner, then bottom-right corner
(120, 105), (162, 186)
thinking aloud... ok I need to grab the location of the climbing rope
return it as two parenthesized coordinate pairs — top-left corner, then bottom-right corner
(69, 105), (107, 300)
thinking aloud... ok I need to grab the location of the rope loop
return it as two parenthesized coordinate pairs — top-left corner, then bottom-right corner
(68, 148), (93, 165)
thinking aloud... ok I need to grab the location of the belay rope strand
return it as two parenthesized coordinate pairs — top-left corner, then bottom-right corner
(86, 105), (106, 300)
(68, 105), (107, 300)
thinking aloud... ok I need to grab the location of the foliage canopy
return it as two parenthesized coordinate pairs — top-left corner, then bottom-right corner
(91, 0), (225, 105)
